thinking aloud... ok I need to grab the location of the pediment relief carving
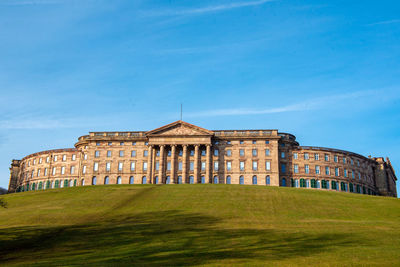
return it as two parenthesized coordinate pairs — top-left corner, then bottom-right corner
(146, 121), (214, 136)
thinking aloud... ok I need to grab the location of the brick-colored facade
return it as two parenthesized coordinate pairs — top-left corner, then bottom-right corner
(8, 121), (397, 197)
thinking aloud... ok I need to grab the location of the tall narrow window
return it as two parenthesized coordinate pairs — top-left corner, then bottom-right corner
(82, 165), (87, 174)
(293, 153), (298, 159)
(239, 161), (245, 171)
(294, 164), (299, 173)
(52, 167), (56, 175)
(178, 162), (182, 171)
(324, 154), (329, 161)
(214, 161), (219, 171)
(107, 151), (112, 157)
(226, 162), (232, 171)
(201, 161), (206, 171)
(155, 161), (160, 171)
(130, 162), (135, 171)
(118, 162), (123, 171)
(315, 165), (320, 174)
(281, 152), (285, 158)
(95, 151), (100, 158)
(325, 166), (330, 175)
(265, 161), (271, 171)
(252, 161), (258, 171)
(190, 161), (194, 171)
(214, 150), (219, 156)
(119, 150), (124, 157)
(252, 149), (257, 156)
(304, 153), (309, 160)
(167, 161), (171, 171)
(226, 149), (232, 156)
(335, 167), (339, 176)
(304, 164), (309, 174)
(70, 166), (75, 174)
(62, 155), (67, 161)
(265, 149), (270, 156)
(94, 162), (99, 171)
(61, 166), (65, 175)
(143, 162), (148, 171)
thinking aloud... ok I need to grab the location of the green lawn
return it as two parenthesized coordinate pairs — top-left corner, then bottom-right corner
(0, 185), (399, 266)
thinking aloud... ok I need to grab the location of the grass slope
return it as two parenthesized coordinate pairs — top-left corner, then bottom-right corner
(0, 185), (399, 266)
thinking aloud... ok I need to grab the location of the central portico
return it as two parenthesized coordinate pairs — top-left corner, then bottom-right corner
(145, 120), (214, 184)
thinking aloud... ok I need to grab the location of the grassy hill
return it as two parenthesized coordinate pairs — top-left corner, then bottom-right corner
(0, 185), (399, 266)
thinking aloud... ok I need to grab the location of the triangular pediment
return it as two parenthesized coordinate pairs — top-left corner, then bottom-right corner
(146, 121), (214, 136)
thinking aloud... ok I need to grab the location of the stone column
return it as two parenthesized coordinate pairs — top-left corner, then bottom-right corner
(206, 144), (211, 183)
(182, 145), (188, 183)
(194, 145), (199, 183)
(147, 145), (153, 181)
(152, 146), (156, 184)
(171, 145), (176, 184)
(159, 145), (165, 183)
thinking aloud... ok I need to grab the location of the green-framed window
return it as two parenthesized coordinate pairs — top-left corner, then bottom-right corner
(300, 178), (306, 188)
(64, 179), (69, 188)
(38, 182), (43, 190)
(311, 179), (317, 188)
(55, 180), (59, 188)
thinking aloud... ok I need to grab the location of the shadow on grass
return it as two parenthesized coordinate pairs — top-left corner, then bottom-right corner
(0, 210), (361, 266)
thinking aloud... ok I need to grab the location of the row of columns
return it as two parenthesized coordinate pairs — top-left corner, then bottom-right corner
(146, 144), (212, 184)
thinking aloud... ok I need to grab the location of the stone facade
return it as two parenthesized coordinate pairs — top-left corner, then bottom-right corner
(8, 121), (397, 197)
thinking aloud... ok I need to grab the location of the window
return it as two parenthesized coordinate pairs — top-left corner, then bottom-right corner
(108, 142), (112, 146)
(120, 142), (124, 146)
(62, 155), (66, 161)
(265, 149), (270, 156)
(311, 179), (317, 188)
(300, 178), (306, 188)
(305, 164), (309, 174)
(266, 176), (270, 185)
(143, 162), (148, 171)
(84, 154), (88, 160)
(117, 176), (122, 184)
(226, 149), (232, 156)
(104, 176), (109, 185)
(46, 156), (50, 163)
(315, 165), (320, 174)
(178, 176), (182, 184)
(118, 162), (123, 171)
(156, 150), (160, 157)
(214, 149), (219, 156)
(252, 140), (257, 144)
(178, 149), (183, 156)
(201, 161), (206, 171)
(189, 176), (194, 184)
(94, 162), (99, 171)
(142, 176), (147, 184)
(39, 158), (42, 164)
(226, 176), (231, 184)
(82, 165), (87, 174)
(167, 150), (171, 156)
(325, 166), (330, 175)
(334, 155), (338, 162)
(96, 142), (100, 146)
(281, 178), (286, 186)
(106, 162), (111, 171)
(294, 164), (299, 173)
(167, 161), (171, 171)
(37, 169), (41, 176)
(54, 155), (58, 162)
(227, 141), (231, 145)
(52, 167), (56, 175)
(252, 161), (258, 171)
(304, 153), (309, 160)
(107, 151), (112, 157)
(226, 162), (232, 171)
(190, 150), (194, 156)
(178, 162), (182, 171)
(155, 161), (159, 171)
(293, 153), (298, 159)
(265, 161), (271, 171)
(252, 149), (257, 156)
(70, 166), (75, 174)
(281, 163), (286, 173)
(239, 176), (244, 184)
(201, 150), (206, 156)
(130, 176), (134, 184)
(314, 153), (319, 160)
(344, 168), (348, 177)
(239, 149), (245, 156)
(214, 161), (219, 171)
(351, 159), (354, 165)
(190, 161), (194, 171)
(132, 142), (136, 146)
(265, 140), (269, 144)
(343, 157), (346, 164)
(72, 155), (76, 161)
(357, 160), (360, 166)
(44, 168), (48, 176)
(239, 140), (244, 144)
(281, 152), (285, 158)
(213, 176), (219, 184)
(92, 177), (97, 185)
(335, 167), (339, 176)
(215, 141), (219, 145)
(119, 150), (124, 157)
(95, 151), (100, 158)
(145, 142), (148, 145)
(252, 176), (257, 185)
(131, 162), (135, 171)
(240, 161), (245, 171)
(130, 150), (136, 157)
(324, 154), (329, 161)
(144, 150), (148, 157)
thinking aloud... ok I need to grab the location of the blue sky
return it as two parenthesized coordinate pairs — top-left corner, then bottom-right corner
(0, 0), (399, 194)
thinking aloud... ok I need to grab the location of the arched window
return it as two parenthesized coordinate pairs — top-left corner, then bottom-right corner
(155, 176), (159, 184)
(26, 183), (30, 191)
(226, 176), (231, 184)
(142, 176), (147, 184)
(117, 176), (122, 184)
(266, 176), (270, 185)
(81, 179), (85, 186)
(311, 179), (316, 188)
(178, 176), (182, 184)
(300, 178), (306, 188)
(32, 183), (36, 190)
(166, 176), (170, 184)
(282, 178), (286, 187)
(252, 175), (257, 185)
(46, 180), (50, 189)
(349, 183), (354, 192)
(70, 180), (74, 187)
(326, 180), (330, 189)
(38, 182), (43, 190)
(63, 179), (68, 188)
(316, 180), (320, 189)
(104, 176), (109, 185)
(340, 182), (346, 191)
(214, 176), (219, 184)
(239, 176), (244, 185)
(129, 176), (134, 184)
(306, 179), (310, 188)
(189, 176), (194, 184)
(201, 176), (205, 184)
(92, 177), (97, 185)
(55, 180), (59, 188)
(74, 179), (77, 187)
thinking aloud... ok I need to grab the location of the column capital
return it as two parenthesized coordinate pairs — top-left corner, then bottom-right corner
(194, 144), (200, 148)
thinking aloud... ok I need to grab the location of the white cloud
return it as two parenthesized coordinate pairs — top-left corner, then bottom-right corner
(143, 0), (274, 17)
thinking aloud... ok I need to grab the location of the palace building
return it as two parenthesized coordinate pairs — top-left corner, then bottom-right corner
(8, 121), (397, 197)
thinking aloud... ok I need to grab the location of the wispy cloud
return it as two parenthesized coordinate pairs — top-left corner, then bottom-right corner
(142, 0), (274, 17)
(186, 90), (377, 118)
(367, 19), (400, 26)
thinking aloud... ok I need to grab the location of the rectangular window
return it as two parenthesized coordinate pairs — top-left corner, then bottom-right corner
(315, 165), (320, 174)
(265, 149), (270, 156)
(351, 159), (354, 165)
(143, 162), (148, 171)
(70, 166), (75, 174)
(144, 150), (148, 157)
(240, 161), (245, 171)
(325, 166), (330, 175)
(344, 168), (348, 177)
(108, 142), (112, 146)
(131, 162), (135, 171)
(95, 151), (100, 158)
(226, 162), (232, 171)
(226, 149), (232, 156)
(167, 150), (171, 156)
(106, 162), (111, 171)
(352, 170), (355, 179)
(82, 165), (86, 174)
(94, 162), (99, 171)
(304, 153), (309, 160)
(62, 155), (66, 161)
(155, 161), (160, 171)
(252, 149), (257, 156)
(84, 154), (88, 160)
(294, 164), (299, 173)
(266, 161), (271, 171)
(190, 150), (194, 156)
(214, 161), (219, 171)
(265, 140), (269, 144)
(239, 149), (245, 156)
(39, 158), (43, 164)
(178, 149), (183, 156)
(281, 163), (286, 173)
(240, 140), (244, 144)
(132, 142), (136, 145)
(107, 151), (112, 157)
(119, 150), (124, 157)
(335, 167), (339, 176)
(281, 152), (285, 158)
(305, 164), (309, 174)
(201, 161), (206, 171)
(46, 156), (50, 163)
(201, 150), (206, 156)
(343, 157), (346, 164)
(334, 155), (338, 162)
(72, 155), (76, 161)
(325, 154), (329, 161)
(190, 161), (194, 171)
(156, 150), (160, 157)
(96, 142), (100, 146)
(167, 161), (171, 171)
(120, 142), (124, 146)
(252, 140), (257, 144)
(54, 155), (58, 162)
(37, 169), (41, 176)
(214, 150), (219, 156)
(293, 152), (298, 159)
(357, 160), (360, 166)
(252, 161), (258, 171)
(44, 168), (48, 176)
(178, 162), (182, 171)
(131, 150), (136, 157)
(52, 167), (56, 175)
(314, 153), (319, 160)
